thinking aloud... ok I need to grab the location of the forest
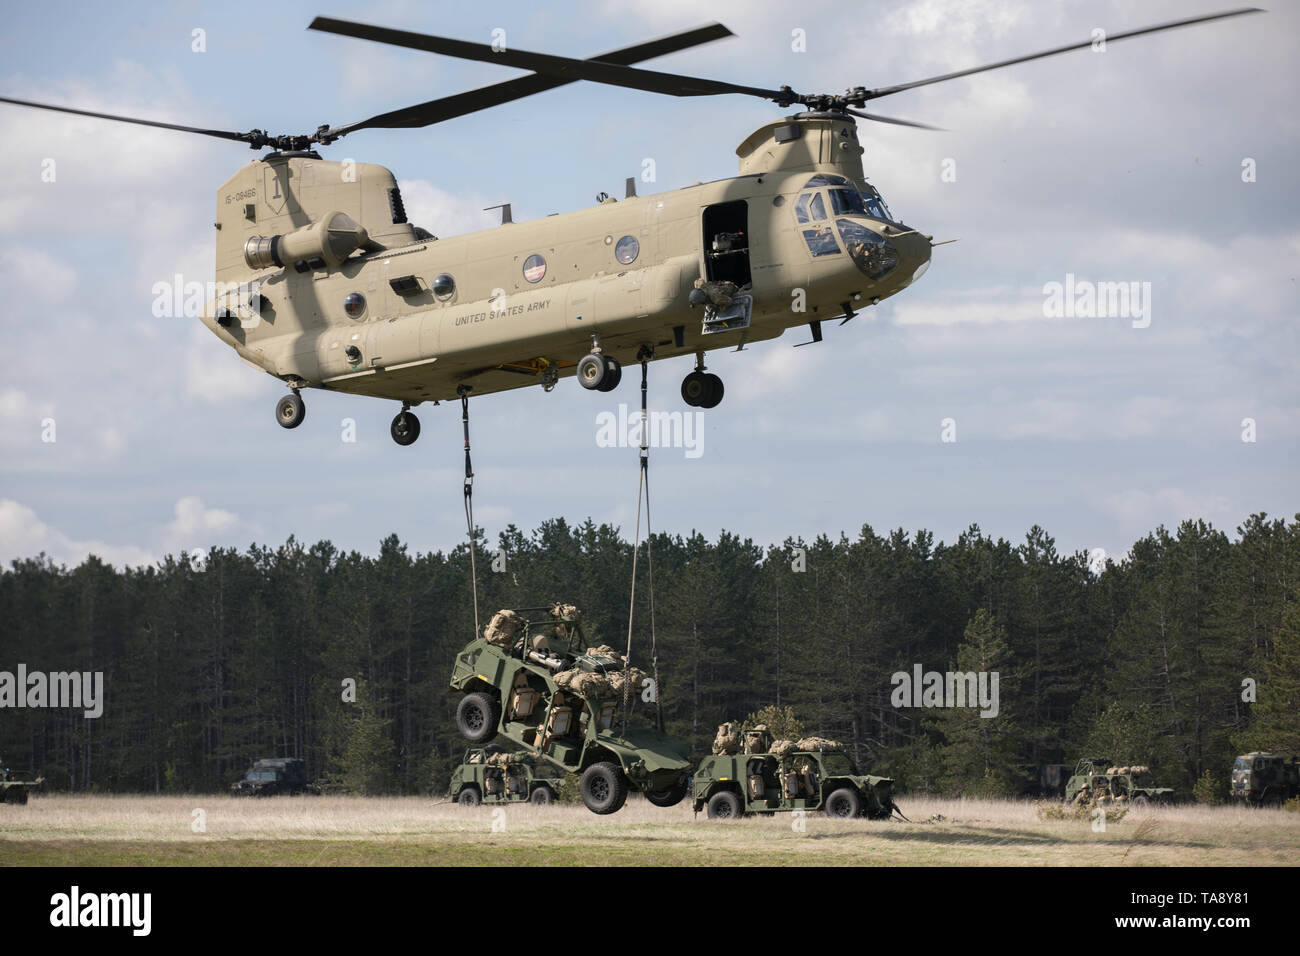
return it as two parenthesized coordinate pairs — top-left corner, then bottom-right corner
(1, 512), (1297, 797)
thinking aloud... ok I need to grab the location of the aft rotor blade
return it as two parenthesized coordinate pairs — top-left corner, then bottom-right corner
(309, 17), (789, 101)
(0, 95), (255, 143)
(327, 22), (737, 137)
(843, 107), (943, 131)
(860, 7), (1263, 100)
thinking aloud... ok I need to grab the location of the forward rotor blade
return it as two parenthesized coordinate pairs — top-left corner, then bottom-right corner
(843, 107), (943, 131)
(309, 16), (789, 102)
(860, 7), (1263, 100)
(326, 22), (736, 138)
(0, 95), (254, 143)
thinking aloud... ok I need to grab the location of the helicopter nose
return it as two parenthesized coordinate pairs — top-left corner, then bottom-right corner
(892, 231), (931, 287)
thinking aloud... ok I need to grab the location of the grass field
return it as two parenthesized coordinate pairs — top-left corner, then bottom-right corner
(2, 794), (1297, 866)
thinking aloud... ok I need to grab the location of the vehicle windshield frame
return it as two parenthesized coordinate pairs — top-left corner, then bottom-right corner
(818, 752), (854, 775)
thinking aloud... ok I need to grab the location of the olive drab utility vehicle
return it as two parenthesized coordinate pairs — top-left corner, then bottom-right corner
(0, 762), (44, 805)
(693, 724), (897, 819)
(1231, 752), (1300, 806)
(1063, 757), (1174, 808)
(450, 747), (564, 807)
(449, 605), (692, 815)
(0, 11), (1261, 442)
(230, 757), (311, 797)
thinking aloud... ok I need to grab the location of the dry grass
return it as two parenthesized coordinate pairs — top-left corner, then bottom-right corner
(1, 794), (1297, 866)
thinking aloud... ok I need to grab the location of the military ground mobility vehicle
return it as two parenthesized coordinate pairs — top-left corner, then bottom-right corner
(1064, 757), (1174, 807)
(0, 762), (44, 804)
(449, 605), (692, 815)
(693, 724), (897, 819)
(1231, 752), (1300, 805)
(230, 757), (311, 796)
(450, 747), (564, 807)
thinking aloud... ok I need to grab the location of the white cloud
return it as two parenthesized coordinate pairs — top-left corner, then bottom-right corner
(185, 329), (272, 404)
(0, 499), (156, 569)
(1095, 487), (1238, 539)
(397, 179), (501, 238)
(165, 496), (237, 547)
(0, 246), (78, 303)
(0, 388), (55, 454)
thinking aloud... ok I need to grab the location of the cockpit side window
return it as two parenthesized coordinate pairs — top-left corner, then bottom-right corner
(801, 223), (840, 257)
(857, 181), (894, 222)
(794, 191), (828, 224)
(829, 188), (868, 217)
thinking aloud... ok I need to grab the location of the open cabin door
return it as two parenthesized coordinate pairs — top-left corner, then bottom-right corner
(702, 200), (751, 287)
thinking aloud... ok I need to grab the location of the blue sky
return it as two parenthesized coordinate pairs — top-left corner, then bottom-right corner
(0, 0), (1296, 568)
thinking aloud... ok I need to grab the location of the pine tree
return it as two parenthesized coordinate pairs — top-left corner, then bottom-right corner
(926, 609), (1021, 796)
(1237, 601), (1300, 754)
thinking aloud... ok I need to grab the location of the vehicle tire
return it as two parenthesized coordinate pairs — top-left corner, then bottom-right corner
(1131, 795), (1150, 809)
(530, 785), (556, 806)
(706, 790), (743, 819)
(645, 777), (690, 808)
(700, 373), (724, 409)
(456, 692), (501, 744)
(580, 761), (629, 815)
(577, 353), (608, 391)
(597, 357), (622, 392)
(681, 370), (709, 407)
(824, 787), (861, 818)
(276, 392), (305, 429)
(390, 411), (421, 446)
(457, 786), (482, 807)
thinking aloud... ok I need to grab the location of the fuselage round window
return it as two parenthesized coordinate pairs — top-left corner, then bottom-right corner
(523, 254), (547, 283)
(343, 292), (366, 319)
(433, 273), (456, 301)
(615, 235), (639, 265)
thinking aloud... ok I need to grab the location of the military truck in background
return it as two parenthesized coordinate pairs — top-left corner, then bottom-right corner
(230, 757), (311, 796)
(1064, 757), (1175, 807)
(692, 724), (898, 819)
(0, 762), (44, 804)
(1231, 752), (1300, 805)
(449, 605), (693, 815)
(450, 747), (564, 806)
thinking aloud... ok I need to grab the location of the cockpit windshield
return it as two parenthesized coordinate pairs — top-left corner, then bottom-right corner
(798, 173), (894, 222)
(857, 184), (894, 222)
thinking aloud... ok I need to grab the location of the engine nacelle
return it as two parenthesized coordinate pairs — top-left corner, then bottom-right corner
(243, 210), (369, 272)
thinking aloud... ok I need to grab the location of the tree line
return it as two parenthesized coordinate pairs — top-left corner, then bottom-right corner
(1, 513), (1297, 797)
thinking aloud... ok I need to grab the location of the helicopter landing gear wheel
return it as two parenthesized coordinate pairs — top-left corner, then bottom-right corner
(276, 391), (305, 429)
(390, 408), (421, 446)
(681, 371), (723, 408)
(700, 373), (723, 408)
(597, 356), (622, 392)
(577, 352), (618, 391)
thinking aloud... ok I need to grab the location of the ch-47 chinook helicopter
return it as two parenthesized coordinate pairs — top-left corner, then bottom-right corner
(1, 8), (1260, 445)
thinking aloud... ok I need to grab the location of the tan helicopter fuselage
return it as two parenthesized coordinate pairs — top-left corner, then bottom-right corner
(200, 112), (931, 405)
